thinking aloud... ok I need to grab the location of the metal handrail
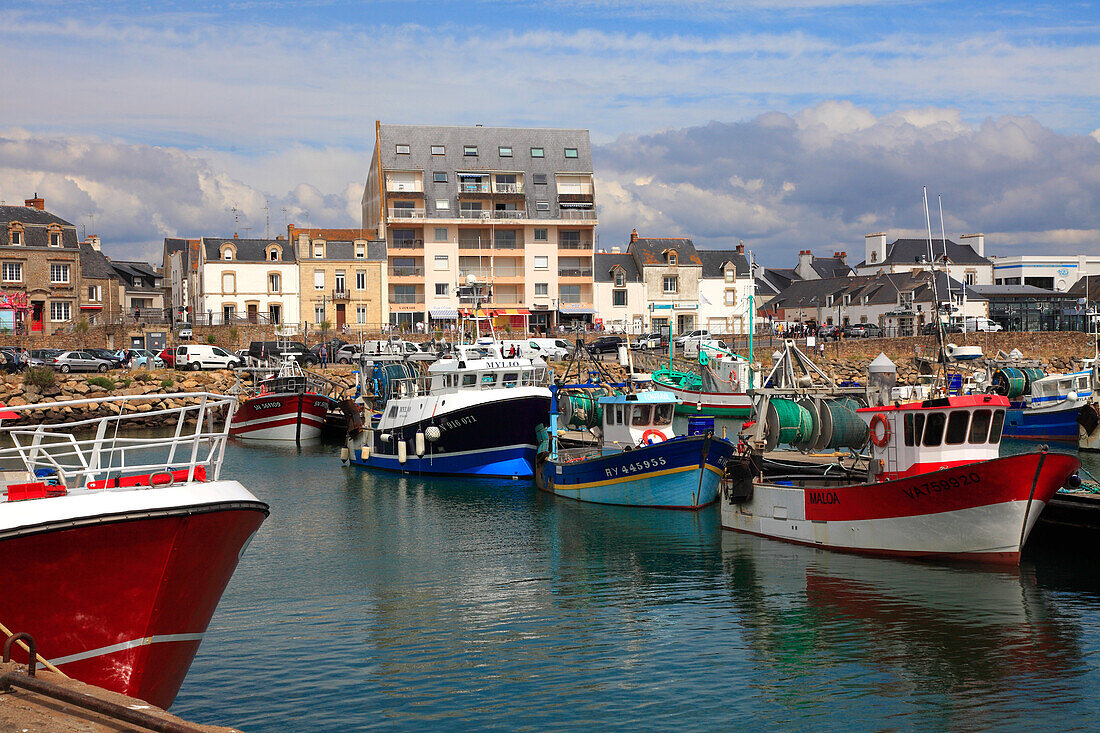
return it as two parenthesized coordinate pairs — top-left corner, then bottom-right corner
(0, 393), (236, 494)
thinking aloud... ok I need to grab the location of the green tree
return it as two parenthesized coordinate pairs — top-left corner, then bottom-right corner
(74, 318), (90, 348)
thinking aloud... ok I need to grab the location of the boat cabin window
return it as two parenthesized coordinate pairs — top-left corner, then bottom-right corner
(653, 403), (674, 425)
(970, 409), (991, 443)
(520, 371), (530, 386)
(1078, 377), (1089, 392)
(922, 412), (945, 447)
(502, 372), (519, 388)
(613, 405), (623, 424)
(632, 405), (652, 426)
(945, 411), (969, 445)
(904, 413), (925, 447)
(989, 409), (1006, 443)
(481, 373), (497, 387)
(387, 405), (398, 418)
(462, 374), (477, 387)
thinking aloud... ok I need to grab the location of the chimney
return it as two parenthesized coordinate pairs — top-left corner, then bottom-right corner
(87, 234), (101, 252)
(233, 232), (239, 239)
(834, 251), (847, 264)
(865, 232), (887, 267)
(795, 249), (815, 280)
(610, 246), (621, 254)
(961, 233), (984, 258)
(736, 242), (745, 254)
(24, 193), (44, 211)
(630, 228), (639, 244)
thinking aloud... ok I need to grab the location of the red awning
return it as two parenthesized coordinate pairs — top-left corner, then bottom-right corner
(80, 304), (104, 310)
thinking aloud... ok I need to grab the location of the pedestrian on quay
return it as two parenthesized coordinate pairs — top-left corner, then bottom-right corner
(320, 345), (328, 369)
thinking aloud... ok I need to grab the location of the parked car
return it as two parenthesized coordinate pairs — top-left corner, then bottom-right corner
(157, 348), (177, 368)
(176, 344), (242, 371)
(818, 324), (841, 341)
(123, 349), (164, 369)
(843, 323), (883, 339)
(86, 348), (123, 369)
(177, 322), (193, 340)
(632, 333), (663, 350)
(247, 341), (318, 366)
(673, 329), (711, 346)
(48, 351), (111, 373)
(586, 335), (627, 354)
(525, 338), (572, 360)
(334, 344), (362, 364)
(29, 349), (61, 367)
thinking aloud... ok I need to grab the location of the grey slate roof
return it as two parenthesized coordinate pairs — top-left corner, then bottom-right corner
(0, 204), (74, 227)
(110, 260), (161, 292)
(754, 278), (780, 296)
(696, 248), (750, 278)
(164, 237), (190, 269)
(377, 123), (594, 222)
(769, 270), (982, 311)
(629, 238), (702, 267)
(594, 253), (642, 283)
(855, 238), (991, 268)
(79, 243), (117, 280)
(201, 237), (298, 263)
(811, 256), (854, 279)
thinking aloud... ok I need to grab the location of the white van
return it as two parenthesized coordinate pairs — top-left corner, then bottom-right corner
(176, 344), (242, 371)
(964, 316), (1003, 333)
(527, 338), (572, 360)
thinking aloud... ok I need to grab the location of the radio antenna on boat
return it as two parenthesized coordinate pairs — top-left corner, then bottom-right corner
(938, 195), (951, 314)
(923, 186), (950, 390)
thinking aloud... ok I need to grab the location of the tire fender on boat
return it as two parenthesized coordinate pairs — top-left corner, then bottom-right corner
(869, 413), (891, 448)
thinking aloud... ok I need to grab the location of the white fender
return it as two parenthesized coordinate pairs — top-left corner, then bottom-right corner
(398, 439), (407, 464)
(415, 431), (426, 456)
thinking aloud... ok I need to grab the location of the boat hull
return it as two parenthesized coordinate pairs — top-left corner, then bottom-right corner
(349, 391), (551, 478)
(651, 377), (752, 418)
(0, 480), (267, 708)
(230, 392), (333, 441)
(720, 452), (1079, 564)
(1003, 403), (1081, 443)
(538, 435), (737, 508)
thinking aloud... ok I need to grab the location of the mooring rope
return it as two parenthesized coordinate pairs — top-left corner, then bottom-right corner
(0, 621), (68, 677)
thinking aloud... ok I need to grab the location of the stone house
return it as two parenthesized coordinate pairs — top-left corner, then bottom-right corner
(78, 238), (121, 325)
(0, 195), (81, 334)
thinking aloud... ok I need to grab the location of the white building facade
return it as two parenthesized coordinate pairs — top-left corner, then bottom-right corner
(198, 237), (301, 325)
(857, 233), (993, 286)
(990, 254), (1100, 291)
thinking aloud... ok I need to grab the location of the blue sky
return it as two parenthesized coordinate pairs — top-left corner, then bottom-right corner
(1, 0), (1098, 260)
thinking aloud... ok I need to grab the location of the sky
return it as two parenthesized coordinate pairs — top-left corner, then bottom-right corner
(1, 0), (1098, 265)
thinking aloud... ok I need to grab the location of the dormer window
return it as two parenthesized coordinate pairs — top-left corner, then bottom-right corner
(269, 249), (279, 261)
(667, 251), (677, 266)
(8, 223), (22, 246)
(48, 225), (62, 247)
(725, 267), (734, 283)
(313, 243), (324, 258)
(221, 243), (234, 261)
(613, 268), (625, 287)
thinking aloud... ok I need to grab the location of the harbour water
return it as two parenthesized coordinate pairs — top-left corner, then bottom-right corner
(173, 439), (1100, 730)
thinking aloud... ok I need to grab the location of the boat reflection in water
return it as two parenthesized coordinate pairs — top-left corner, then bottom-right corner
(720, 531), (1086, 729)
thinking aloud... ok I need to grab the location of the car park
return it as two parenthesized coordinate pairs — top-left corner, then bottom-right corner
(586, 335), (627, 354)
(175, 344), (243, 371)
(48, 351), (112, 373)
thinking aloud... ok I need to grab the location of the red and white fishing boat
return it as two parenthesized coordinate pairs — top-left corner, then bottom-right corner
(0, 393), (267, 708)
(231, 330), (339, 442)
(722, 393), (1079, 564)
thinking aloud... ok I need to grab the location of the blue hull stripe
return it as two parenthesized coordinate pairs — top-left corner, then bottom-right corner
(351, 444), (537, 478)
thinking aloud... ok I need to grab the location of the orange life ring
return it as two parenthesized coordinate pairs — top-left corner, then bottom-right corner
(150, 472), (175, 488)
(641, 429), (667, 445)
(869, 413), (891, 447)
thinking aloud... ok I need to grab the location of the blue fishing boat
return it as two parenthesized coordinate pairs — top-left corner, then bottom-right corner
(535, 391), (736, 508)
(994, 367), (1090, 443)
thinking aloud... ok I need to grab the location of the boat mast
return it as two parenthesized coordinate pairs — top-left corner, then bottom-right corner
(924, 187), (950, 389)
(938, 195), (952, 320)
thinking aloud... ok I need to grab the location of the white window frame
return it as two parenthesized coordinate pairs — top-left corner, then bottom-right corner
(356, 271), (367, 290)
(269, 273), (281, 293)
(435, 283), (448, 297)
(614, 270), (625, 287)
(313, 244), (324, 258)
(536, 201), (550, 211)
(499, 146), (513, 157)
(663, 276), (678, 294)
(314, 270), (325, 290)
(436, 199), (450, 211)
(50, 263), (70, 284)
(534, 256), (548, 270)
(431, 145), (445, 155)
(356, 305), (367, 324)
(534, 228), (548, 241)
(50, 301), (70, 322)
(2, 262), (21, 282)
(9, 231), (21, 246)
(535, 282), (549, 296)
(434, 255), (449, 271)
(434, 227), (448, 242)
(222, 272), (236, 294)
(396, 143), (411, 155)
(49, 232), (61, 247)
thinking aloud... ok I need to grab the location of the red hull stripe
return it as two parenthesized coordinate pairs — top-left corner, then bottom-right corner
(802, 452), (1078, 522)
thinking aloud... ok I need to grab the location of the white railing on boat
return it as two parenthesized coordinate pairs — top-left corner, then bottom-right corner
(0, 393), (237, 501)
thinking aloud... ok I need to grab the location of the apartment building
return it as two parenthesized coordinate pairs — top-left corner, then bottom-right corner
(362, 122), (597, 332)
(0, 195), (81, 334)
(287, 226), (387, 330)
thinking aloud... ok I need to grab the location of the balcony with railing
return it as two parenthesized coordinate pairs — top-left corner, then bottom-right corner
(388, 207), (426, 219)
(331, 288), (351, 301)
(388, 265), (425, 277)
(458, 208), (527, 221)
(385, 175), (423, 193)
(457, 179), (490, 194)
(493, 234), (525, 250)
(558, 267), (593, 278)
(559, 208), (598, 220)
(388, 238), (424, 250)
(389, 288), (424, 305)
(558, 240), (594, 250)
(492, 182), (525, 195)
